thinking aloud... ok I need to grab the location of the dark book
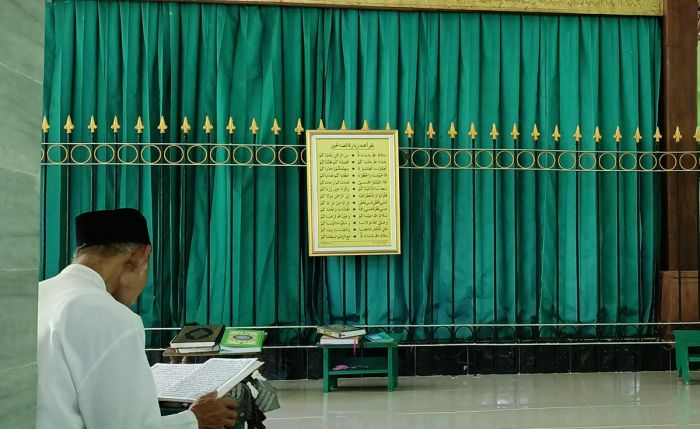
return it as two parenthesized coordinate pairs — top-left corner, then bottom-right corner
(170, 324), (225, 349)
(317, 324), (366, 339)
(174, 345), (221, 354)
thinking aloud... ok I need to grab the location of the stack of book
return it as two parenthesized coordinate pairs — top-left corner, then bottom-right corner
(317, 324), (366, 345)
(170, 324), (225, 354)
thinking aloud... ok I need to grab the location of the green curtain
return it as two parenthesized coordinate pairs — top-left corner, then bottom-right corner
(42, 0), (662, 343)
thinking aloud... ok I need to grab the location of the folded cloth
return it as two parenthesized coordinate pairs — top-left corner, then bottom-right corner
(249, 371), (280, 413)
(228, 383), (266, 429)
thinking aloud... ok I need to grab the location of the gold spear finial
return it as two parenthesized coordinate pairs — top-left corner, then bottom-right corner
(226, 117), (236, 134)
(180, 116), (191, 134)
(362, 119), (369, 131)
(386, 121), (391, 131)
(613, 126), (622, 143)
(405, 122), (414, 138)
(271, 118), (281, 135)
(574, 125), (582, 143)
(135, 116), (144, 134)
(531, 124), (540, 141)
(203, 116), (214, 134)
(448, 122), (457, 139)
(511, 123), (520, 140)
(673, 126), (682, 143)
(295, 118), (304, 135)
(694, 126), (700, 143)
(64, 115), (75, 134)
(490, 123), (499, 140)
(158, 116), (168, 134)
(111, 116), (120, 133)
(41, 116), (50, 133)
(88, 116), (97, 133)
(427, 122), (436, 139)
(250, 118), (259, 135)
(469, 123), (478, 140)
(318, 118), (325, 130)
(634, 127), (643, 144)
(653, 126), (662, 143)
(340, 120), (347, 130)
(552, 125), (561, 143)
(593, 127), (602, 143)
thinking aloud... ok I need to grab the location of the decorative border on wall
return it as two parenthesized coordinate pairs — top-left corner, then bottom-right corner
(42, 116), (700, 172)
(183, 0), (664, 16)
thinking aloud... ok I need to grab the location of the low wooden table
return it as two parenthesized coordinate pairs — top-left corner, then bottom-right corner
(163, 331), (267, 363)
(319, 334), (399, 392)
(674, 329), (700, 384)
(162, 347), (262, 364)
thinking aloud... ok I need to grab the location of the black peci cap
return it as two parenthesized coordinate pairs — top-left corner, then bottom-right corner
(75, 208), (151, 248)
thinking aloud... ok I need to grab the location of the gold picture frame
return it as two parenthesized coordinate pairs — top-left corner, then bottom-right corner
(307, 130), (401, 256)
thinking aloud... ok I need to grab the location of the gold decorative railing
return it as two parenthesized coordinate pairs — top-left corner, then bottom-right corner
(40, 115), (700, 172)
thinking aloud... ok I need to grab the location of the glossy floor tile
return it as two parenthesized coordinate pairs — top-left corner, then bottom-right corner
(266, 372), (700, 428)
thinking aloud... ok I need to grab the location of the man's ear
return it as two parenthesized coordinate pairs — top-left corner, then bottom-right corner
(139, 245), (152, 259)
(125, 245), (150, 272)
(137, 245), (152, 267)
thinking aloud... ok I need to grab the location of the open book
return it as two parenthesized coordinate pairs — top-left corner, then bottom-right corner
(151, 358), (263, 403)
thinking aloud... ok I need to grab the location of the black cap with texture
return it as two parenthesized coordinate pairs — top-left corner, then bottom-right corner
(75, 208), (151, 248)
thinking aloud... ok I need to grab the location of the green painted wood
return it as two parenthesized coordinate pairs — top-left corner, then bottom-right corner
(328, 357), (390, 375)
(320, 334), (399, 392)
(674, 330), (700, 384)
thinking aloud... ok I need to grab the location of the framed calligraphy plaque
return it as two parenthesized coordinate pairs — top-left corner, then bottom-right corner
(306, 130), (401, 256)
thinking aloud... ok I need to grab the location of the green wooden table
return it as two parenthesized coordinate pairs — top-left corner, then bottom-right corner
(674, 329), (700, 384)
(319, 333), (399, 392)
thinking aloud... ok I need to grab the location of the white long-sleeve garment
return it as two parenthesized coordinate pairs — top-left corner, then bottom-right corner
(37, 264), (197, 429)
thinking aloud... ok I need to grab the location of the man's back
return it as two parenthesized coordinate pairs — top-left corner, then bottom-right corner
(37, 264), (146, 428)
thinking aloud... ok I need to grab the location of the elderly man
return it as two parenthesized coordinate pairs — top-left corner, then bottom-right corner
(37, 208), (238, 429)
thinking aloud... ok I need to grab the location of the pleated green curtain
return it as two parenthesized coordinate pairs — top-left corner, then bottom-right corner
(42, 0), (661, 342)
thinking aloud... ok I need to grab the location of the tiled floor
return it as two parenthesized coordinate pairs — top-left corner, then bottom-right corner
(266, 372), (700, 428)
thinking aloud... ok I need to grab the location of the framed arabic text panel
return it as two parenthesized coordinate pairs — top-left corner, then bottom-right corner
(307, 130), (401, 256)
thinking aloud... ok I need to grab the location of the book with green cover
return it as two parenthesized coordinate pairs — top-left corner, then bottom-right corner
(365, 332), (394, 343)
(317, 324), (366, 339)
(220, 329), (265, 354)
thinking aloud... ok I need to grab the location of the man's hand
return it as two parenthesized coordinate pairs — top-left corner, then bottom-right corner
(189, 391), (239, 429)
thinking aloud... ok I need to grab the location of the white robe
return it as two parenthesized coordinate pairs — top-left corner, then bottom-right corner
(37, 264), (197, 429)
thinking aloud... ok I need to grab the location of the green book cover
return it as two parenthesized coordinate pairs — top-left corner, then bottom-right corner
(220, 329), (265, 349)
